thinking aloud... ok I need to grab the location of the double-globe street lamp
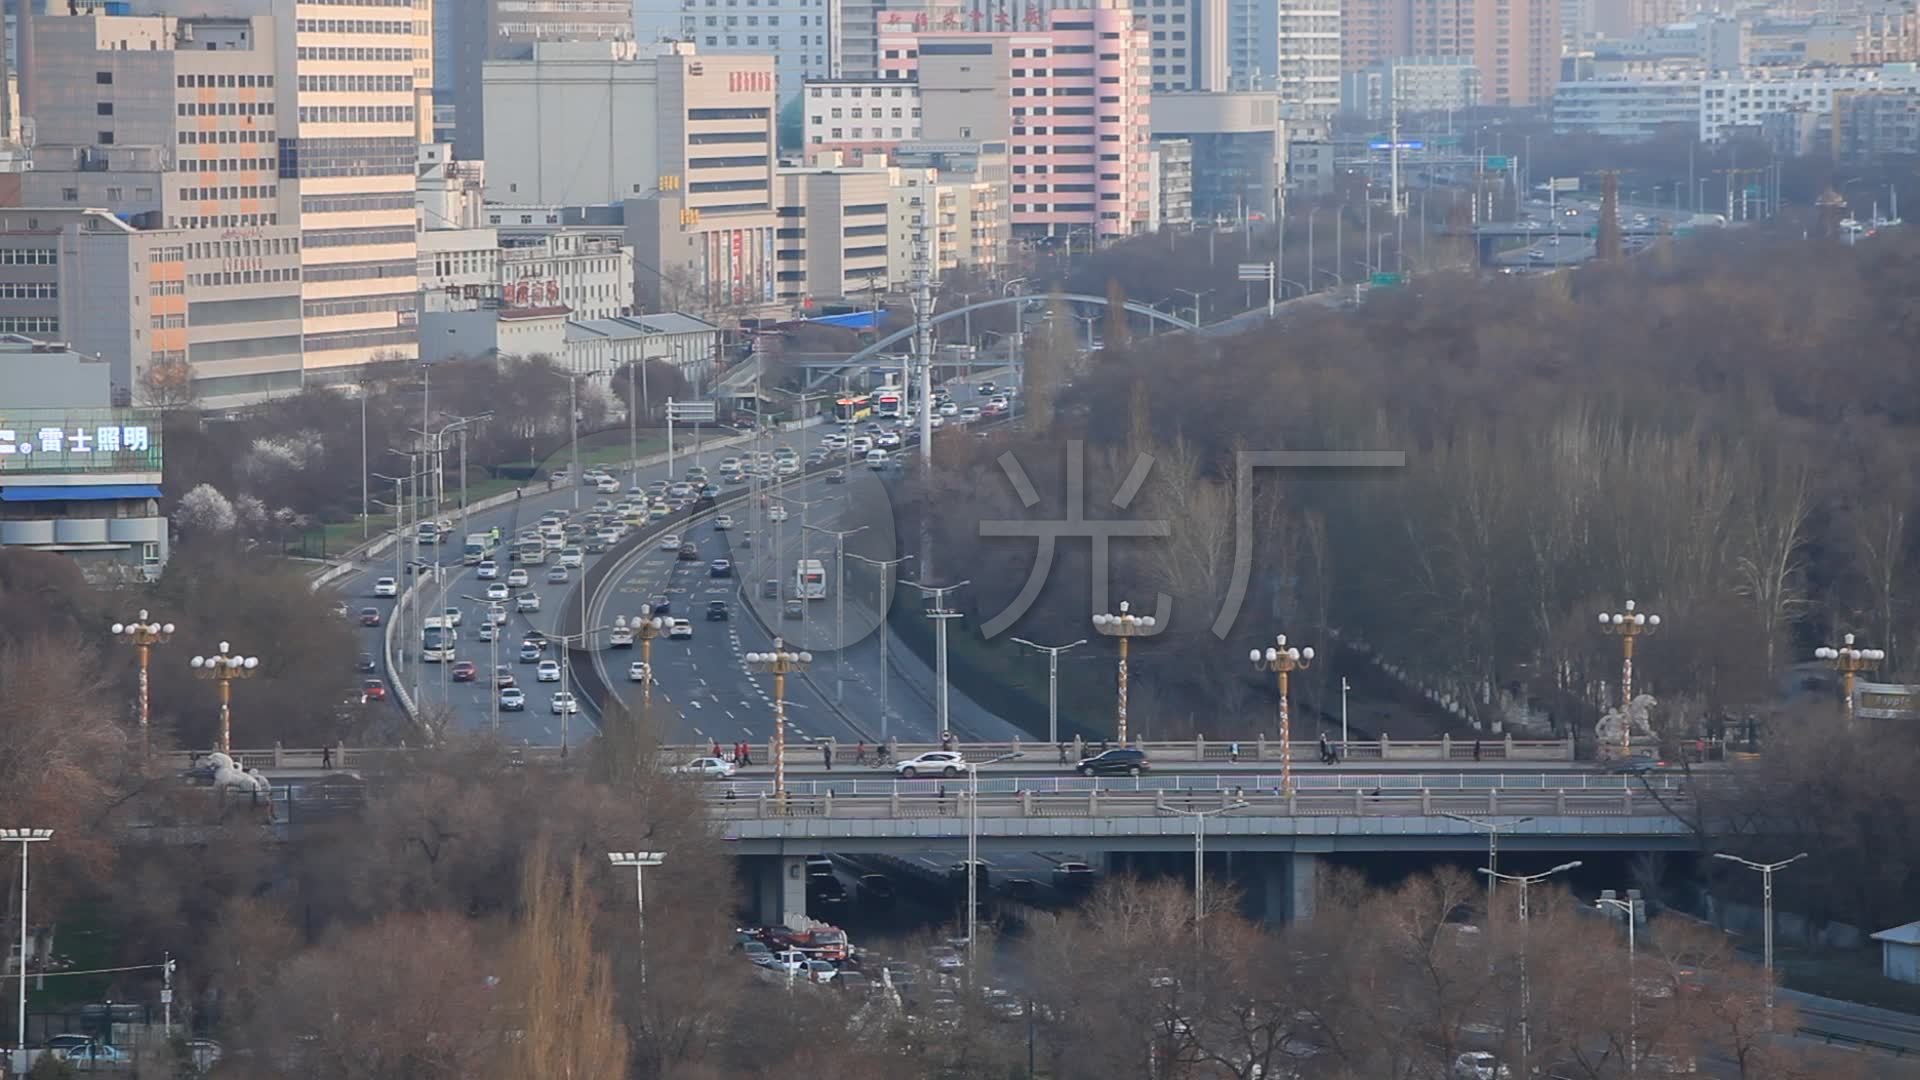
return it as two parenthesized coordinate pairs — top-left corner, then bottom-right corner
(1092, 601), (1158, 745)
(189, 642), (259, 754)
(1250, 634), (1313, 794)
(1815, 633), (1884, 721)
(746, 640), (812, 800)
(5, 828), (51, 1068)
(1598, 600), (1660, 759)
(110, 609), (174, 756)
(615, 614), (667, 701)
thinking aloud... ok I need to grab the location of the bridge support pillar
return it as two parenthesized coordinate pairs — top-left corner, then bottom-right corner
(752, 855), (810, 926)
(1260, 853), (1318, 926)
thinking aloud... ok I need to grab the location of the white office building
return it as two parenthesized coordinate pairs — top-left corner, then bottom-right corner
(1555, 62), (1920, 141)
(633, 0), (838, 101)
(498, 232), (636, 320)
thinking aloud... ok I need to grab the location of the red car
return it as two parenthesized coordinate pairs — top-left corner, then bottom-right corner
(361, 678), (387, 702)
(358, 607), (383, 627)
(451, 660), (479, 682)
(494, 666), (517, 688)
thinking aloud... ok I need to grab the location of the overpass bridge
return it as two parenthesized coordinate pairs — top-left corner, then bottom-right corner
(715, 787), (1693, 927)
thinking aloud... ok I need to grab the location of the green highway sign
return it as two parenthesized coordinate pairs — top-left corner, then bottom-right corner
(1370, 272), (1404, 287)
(1485, 155), (1510, 170)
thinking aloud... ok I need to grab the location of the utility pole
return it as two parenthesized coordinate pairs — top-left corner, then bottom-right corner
(912, 208), (936, 579)
(848, 552), (913, 742)
(806, 524), (868, 704)
(907, 580), (969, 739)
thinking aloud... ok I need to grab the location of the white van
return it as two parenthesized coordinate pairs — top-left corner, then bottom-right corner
(865, 448), (890, 470)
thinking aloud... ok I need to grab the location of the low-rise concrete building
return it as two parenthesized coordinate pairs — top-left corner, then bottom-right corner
(0, 339), (167, 581)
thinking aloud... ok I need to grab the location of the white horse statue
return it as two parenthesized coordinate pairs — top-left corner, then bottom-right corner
(1595, 693), (1658, 751)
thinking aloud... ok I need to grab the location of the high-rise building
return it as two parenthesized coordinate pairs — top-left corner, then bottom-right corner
(1133, 0), (1228, 91)
(18, 15), (304, 403)
(1407, 0), (1560, 106)
(1272, 0), (1339, 114)
(802, 76), (924, 163)
(442, 0), (632, 161)
(1341, 55), (1479, 117)
(23, 0), (431, 386)
(634, 0), (837, 102)
(774, 164), (892, 303)
(879, 0), (1154, 241)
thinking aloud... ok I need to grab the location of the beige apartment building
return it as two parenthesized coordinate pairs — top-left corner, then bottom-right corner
(1338, 0), (1560, 106)
(482, 43), (779, 314)
(19, 1), (431, 393)
(773, 165), (892, 304)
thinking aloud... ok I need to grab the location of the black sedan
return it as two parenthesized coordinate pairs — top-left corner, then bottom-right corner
(1076, 748), (1150, 777)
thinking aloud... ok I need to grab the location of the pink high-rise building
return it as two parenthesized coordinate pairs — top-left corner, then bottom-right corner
(879, 0), (1153, 241)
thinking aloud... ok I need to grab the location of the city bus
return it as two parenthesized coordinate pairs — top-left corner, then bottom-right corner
(834, 395), (873, 424)
(422, 617), (456, 662)
(873, 387), (903, 419)
(795, 558), (827, 600)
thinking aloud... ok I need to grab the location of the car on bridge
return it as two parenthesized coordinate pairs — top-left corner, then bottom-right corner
(673, 757), (737, 778)
(896, 751), (968, 778)
(1077, 747), (1150, 777)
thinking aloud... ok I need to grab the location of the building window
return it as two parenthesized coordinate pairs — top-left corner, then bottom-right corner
(96, 71), (113, 84)
(96, 102), (114, 116)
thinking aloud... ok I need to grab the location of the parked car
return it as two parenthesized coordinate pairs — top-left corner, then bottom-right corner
(674, 757), (737, 778)
(1077, 747), (1150, 777)
(896, 751), (968, 778)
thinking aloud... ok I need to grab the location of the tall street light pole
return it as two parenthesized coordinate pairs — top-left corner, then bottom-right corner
(1251, 633), (1313, 794)
(746, 640), (812, 800)
(623, 615), (666, 701)
(1092, 601), (1158, 745)
(1712, 851), (1808, 1026)
(1480, 860), (1583, 1078)
(847, 553), (912, 741)
(1009, 637), (1088, 746)
(1595, 893), (1641, 1073)
(5, 828), (51, 1066)
(607, 851), (666, 986)
(1158, 801), (1248, 942)
(111, 609), (174, 757)
(1598, 599), (1660, 759)
(1441, 812), (1535, 907)
(967, 751), (1023, 979)
(806, 524), (868, 704)
(189, 642), (259, 754)
(1814, 633), (1883, 722)
(908, 580), (969, 740)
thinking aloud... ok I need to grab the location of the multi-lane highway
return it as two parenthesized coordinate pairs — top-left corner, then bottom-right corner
(334, 374), (1026, 751)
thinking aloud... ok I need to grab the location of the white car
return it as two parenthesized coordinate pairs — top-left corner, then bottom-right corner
(485, 582), (510, 602)
(958, 406), (982, 424)
(928, 414), (945, 429)
(896, 751), (969, 778)
(628, 660), (652, 683)
(939, 401), (959, 416)
(476, 623), (497, 642)
(516, 593), (541, 612)
(536, 659), (561, 682)
(668, 618), (693, 640)
(557, 547), (584, 569)
(476, 560), (499, 580)
(876, 431), (902, 449)
(1453, 1052), (1511, 1080)
(775, 459), (800, 476)
(714, 514), (735, 531)
(373, 577), (398, 597)
(550, 691), (579, 715)
(674, 756), (737, 778)
(441, 607), (463, 628)
(659, 533), (682, 551)
(767, 506), (789, 523)
(506, 568), (530, 588)
(486, 606), (509, 625)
